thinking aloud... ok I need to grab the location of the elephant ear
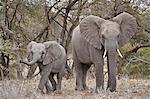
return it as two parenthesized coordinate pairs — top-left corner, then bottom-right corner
(80, 15), (105, 49)
(43, 41), (62, 65)
(113, 12), (137, 47)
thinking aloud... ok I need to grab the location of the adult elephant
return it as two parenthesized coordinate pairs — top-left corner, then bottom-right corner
(20, 41), (68, 94)
(72, 12), (137, 92)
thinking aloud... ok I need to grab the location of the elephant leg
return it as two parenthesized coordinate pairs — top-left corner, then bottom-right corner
(75, 62), (84, 91)
(27, 65), (37, 79)
(49, 73), (56, 91)
(56, 73), (62, 90)
(91, 48), (104, 93)
(95, 61), (104, 93)
(45, 80), (52, 94)
(73, 50), (84, 91)
(38, 66), (51, 93)
(82, 64), (90, 90)
(38, 65), (52, 94)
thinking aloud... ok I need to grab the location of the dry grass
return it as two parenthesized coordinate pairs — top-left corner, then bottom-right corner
(0, 77), (150, 99)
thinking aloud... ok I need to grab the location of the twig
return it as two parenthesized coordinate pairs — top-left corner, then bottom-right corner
(51, 17), (69, 33)
(47, 0), (61, 16)
(33, 26), (49, 41)
(130, 56), (150, 64)
(123, 55), (150, 76)
(12, 48), (26, 52)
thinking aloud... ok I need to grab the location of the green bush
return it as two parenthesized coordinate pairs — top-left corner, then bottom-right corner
(123, 47), (150, 79)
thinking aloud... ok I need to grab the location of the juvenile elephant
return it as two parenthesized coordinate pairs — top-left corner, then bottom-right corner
(21, 41), (68, 94)
(72, 12), (137, 92)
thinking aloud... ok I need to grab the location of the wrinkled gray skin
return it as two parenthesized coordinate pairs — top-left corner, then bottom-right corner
(72, 12), (137, 92)
(21, 41), (67, 94)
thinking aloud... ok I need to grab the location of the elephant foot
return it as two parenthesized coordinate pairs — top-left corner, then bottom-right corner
(46, 87), (53, 94)
(52, 88), (56, 92)
(46, 91), (52, 95)
(83, 85), (89, 90)
(107, 87), (116, 92)
(106, 83), (116, 92)
(75, 86), (84, 91)
(36, 88), (45, 94)
(46, 89), (53, 95)
(54, 90), (62, 94)
(85, 88), (94, 93)
(95, 86), (104, 94)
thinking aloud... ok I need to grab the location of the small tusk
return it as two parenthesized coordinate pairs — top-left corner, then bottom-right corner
(103, 50), (107, 58)
(117, 49), (123, 58)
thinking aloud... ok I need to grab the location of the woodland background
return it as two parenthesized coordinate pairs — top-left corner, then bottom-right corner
(0, 0), (150, 98)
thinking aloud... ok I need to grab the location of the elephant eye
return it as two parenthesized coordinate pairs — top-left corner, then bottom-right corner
(30, 51), (33, 54)
(102, 35), (105, 38)
(42, 51), (45, 54)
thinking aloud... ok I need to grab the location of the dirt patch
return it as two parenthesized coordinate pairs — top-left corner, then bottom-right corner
(0, 77), (150, 99)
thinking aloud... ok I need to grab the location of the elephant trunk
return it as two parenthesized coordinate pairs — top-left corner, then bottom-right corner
(107, 48), (117, 92)
(21, 55), (39, 66)
(21, 58), (37, 66)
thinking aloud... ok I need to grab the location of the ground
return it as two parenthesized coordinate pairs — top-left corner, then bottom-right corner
(0, 77), (150, 99)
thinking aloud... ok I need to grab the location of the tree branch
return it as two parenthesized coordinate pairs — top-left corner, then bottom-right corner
(60, 0), (79, 46)
(0, 23), (19, 46)
(33, 26), (49, 41)
(9, 0), (20, 29)
(123, 41), (150, 59)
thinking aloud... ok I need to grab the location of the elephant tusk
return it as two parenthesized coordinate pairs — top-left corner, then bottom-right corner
(117, 49), (123, 58)
(103, 50), (107, 58)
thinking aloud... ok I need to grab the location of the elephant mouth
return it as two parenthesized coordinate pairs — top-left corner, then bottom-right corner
(38, 58), (44, 62)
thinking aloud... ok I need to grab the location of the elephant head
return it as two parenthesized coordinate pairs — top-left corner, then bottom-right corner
(80, 12), (137, 51)
(79, 12), (137, 92)
(22, 41), (62, 66)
